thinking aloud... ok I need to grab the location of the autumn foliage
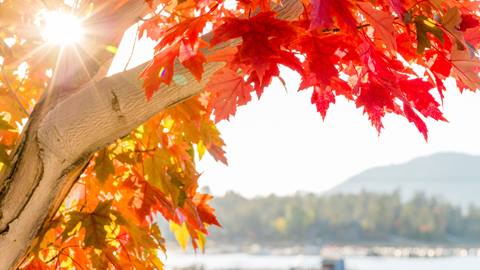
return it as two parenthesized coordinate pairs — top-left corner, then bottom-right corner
(0, 0), (479, 268)
(140, 0), (480, 140)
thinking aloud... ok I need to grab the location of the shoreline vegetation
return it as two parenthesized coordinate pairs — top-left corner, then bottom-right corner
(160, 190), (480, 262)
(167, 243), (480, 259)
(200, 191), (480, 245)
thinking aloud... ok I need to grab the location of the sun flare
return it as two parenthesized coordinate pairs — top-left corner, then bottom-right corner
(40, 10), (85, 46)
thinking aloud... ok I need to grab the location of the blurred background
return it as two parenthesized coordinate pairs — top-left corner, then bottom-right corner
(159, 153), (480, 270)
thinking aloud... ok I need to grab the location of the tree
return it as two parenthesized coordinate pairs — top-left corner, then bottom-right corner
(0, 0), (479, 269)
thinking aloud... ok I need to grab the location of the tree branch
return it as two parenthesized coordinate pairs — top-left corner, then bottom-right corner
(0, 0), (303, 269)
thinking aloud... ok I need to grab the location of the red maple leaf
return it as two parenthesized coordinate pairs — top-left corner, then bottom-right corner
(205, 67), (253, 122)
(297, 33), (346, 86)
(22, 258), (49, 270)
(211, 12), (303, 95)
(311, 86), (336, 119)
(123, 172), (175, 225)
(403, 104), (428, 140)
(356, 80), (400, 133)
(460, 14), (480, 31)
(192, 193), (221, 227)
(140, 15), (211, 99)
(179, 41), (207, 81)
(140, 43), (179, 99)
(399, 78), (446, 122)
(310, 0), (357, 33)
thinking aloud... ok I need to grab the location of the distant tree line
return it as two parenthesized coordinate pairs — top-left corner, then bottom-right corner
(205, 191), (480, 245)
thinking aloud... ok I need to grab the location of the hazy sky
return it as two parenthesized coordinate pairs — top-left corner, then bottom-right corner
(110, 25), (480, 197)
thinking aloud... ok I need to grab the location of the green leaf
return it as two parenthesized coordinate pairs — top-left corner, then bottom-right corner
(63, 201), (117, 249)
(113, 152), (134, 164)
(61, 212), (84, 240)
(94, 149), (115, 183)
(83, 201), (114, 249)
(414, 16), (444, 54)
(0, 117), (14, 131)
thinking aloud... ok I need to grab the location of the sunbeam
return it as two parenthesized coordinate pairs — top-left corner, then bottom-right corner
(39, 10), (85, 46)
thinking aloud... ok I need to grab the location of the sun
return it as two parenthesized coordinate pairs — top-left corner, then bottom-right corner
(39, 10), (85, 46)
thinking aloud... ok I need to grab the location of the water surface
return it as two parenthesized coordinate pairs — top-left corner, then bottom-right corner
(164, 253), (480, 270)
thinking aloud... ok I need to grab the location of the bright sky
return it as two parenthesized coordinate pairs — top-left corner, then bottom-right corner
(110, 25), (480, 198)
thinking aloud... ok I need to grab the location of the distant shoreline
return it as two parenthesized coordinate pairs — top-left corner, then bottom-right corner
(166, 242), (480, 259)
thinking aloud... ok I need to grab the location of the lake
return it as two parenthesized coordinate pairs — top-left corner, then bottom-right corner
(163, 253), (480, 270)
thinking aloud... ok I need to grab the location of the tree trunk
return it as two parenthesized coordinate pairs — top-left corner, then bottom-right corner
(0, 0), (302, 268)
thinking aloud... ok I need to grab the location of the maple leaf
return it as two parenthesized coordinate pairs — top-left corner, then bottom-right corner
(396, 32), (418, 62)
(460, 14), (480, 31)
(140, 43), (180, 99)
(211, 12), (303, 95)
(465, 26), (480, 48)
(169, 221), (190, 250)
(403, 104), (429, 140)
(297, 33), (346, 87)
(356, 80), (399, 133)
(205, 67), (253, 122)
(157, 13), (209, 49)
(123, 220), (165, 252)
(451, 47), (480, 91)
(441, 7), (465, 50)
(140, 13), (212, 99)
(179, 41), (207, 81)
(0, 116), (14, 130)
(158, 97), (228, 164)
(62, 201), (119, 249)
(388, 0), (405, 18)
(311, 86), (335, 119)
(357, 2), (397, 53)
(198, 119), (228, 165)
(424, 49), (452, 99)
(295, 32), (354, 120)
(427, 50), (452, 77)
(399, 78), (445, 121)
(310, 0), (358, 33)
(94, 149), (115, 183)
(414, 16), (445, 54)
(123, 172), (176, 224)
(193, 193), (221, 227)
(22, 258), (49, 270)
(139, 15), (165, 41)
(358, 42), (405, 83)
(90, 250), (110, 269)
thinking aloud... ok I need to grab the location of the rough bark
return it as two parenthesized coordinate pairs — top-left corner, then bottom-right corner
(0, 0), (302, 268)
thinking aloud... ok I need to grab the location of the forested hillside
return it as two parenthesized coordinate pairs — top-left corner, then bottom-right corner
(205, 192), (480, 245)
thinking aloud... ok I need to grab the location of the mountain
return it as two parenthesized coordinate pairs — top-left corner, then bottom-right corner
(329, 152), (480, 207)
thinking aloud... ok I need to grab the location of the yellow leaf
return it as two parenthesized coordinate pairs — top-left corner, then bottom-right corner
(196, 230), (207, 252)
(169, 222), (190, 250)
(150, 256), (164, 270)
(197, 140), (206, 159)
